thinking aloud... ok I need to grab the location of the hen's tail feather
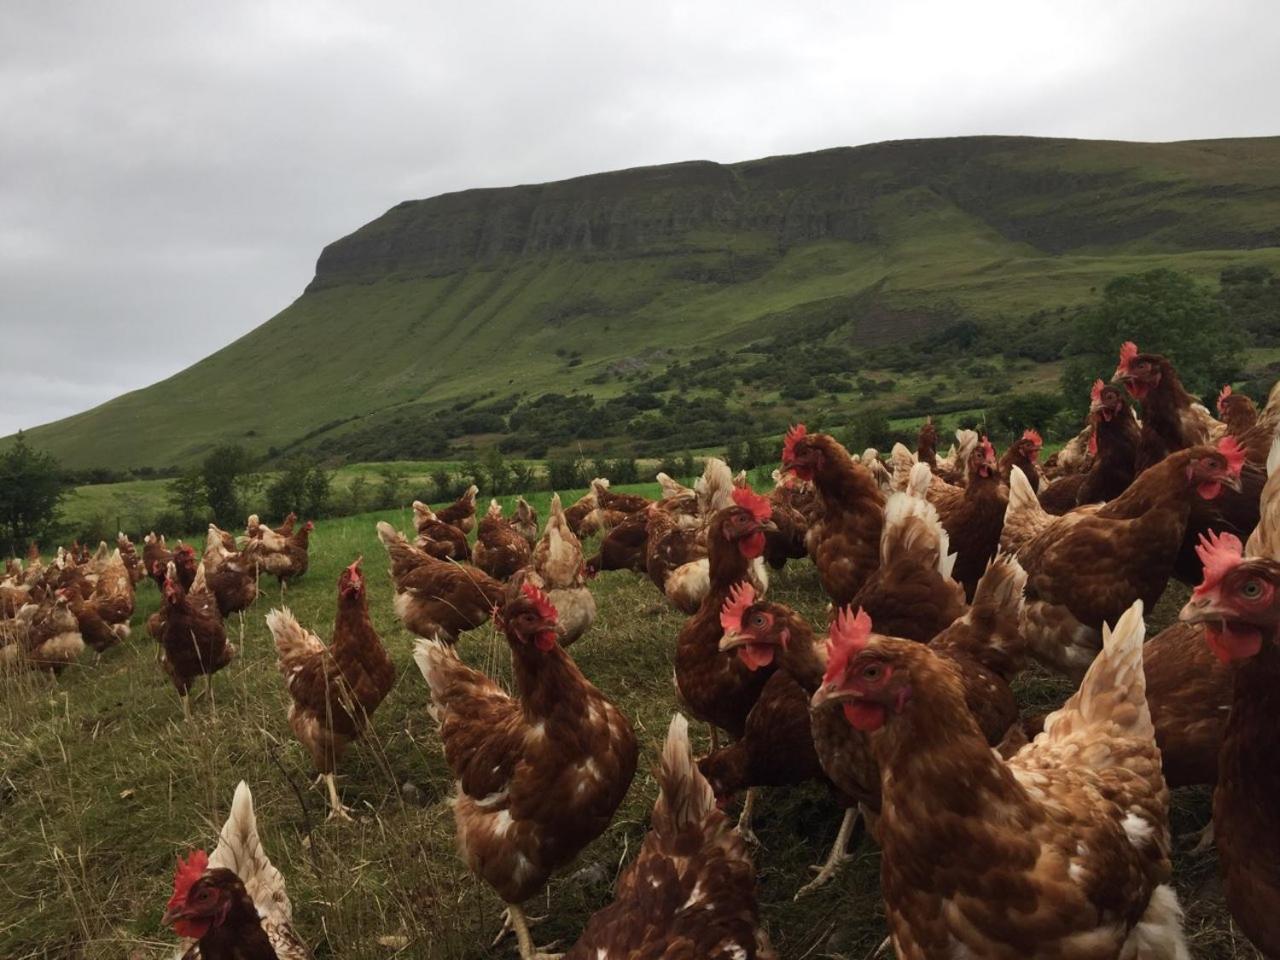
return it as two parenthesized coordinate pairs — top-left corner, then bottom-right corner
(266, 607), (324, 670)
(411, 636), (490, 721)
(881, 491), (955, 579)
(1246, 434), (1280, 558)
(1001, 465), (1050, 555)
(906, 461), (933, 500)
(972, 553), (1027, 617)
(963, 554), (1030, 678)
(208, 781), (293, 924)
(1041, 600), (1152, 744)
(696, 458), (735, 515)
(652, 713), (717, 838)
(889, 443), (916, 492)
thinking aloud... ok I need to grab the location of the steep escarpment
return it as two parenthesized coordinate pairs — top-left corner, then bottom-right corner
(13, 135), (1280, 469)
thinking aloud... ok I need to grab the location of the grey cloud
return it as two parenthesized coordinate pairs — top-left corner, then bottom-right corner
(2, 0), (1279, 436)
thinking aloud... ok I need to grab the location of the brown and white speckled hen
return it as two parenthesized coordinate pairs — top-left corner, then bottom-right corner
(563, 714), (774, 960)
(413, 584), (637, 960)
(813, 601), (1187, 959)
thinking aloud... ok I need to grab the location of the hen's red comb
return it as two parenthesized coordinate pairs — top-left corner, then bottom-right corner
(1022, 429), (1042, 447)
(823, 606), (872, 687)
(167, 849), (208, 911)
(1194, 530), (1244, 597)
(1090, 378), (1104, 404)
(731, 484), (772, 522)
(1088, 428), (1099, 457)
(1117, 341), (1139, 373)
(782, 424), (808, 464)
(1217, 384), (1233, 415)
(1218, 435), (1246, 477)
(980, 437), (996, 461)
(520, 581), (558, 622)
(720, 580), (756, 634)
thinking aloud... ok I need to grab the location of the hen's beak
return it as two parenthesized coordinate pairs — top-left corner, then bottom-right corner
(160, 904), (190, 927)
(718, 630), (749, 653)
(758, 519), (780, 535)
(811, 683), (854, 710)
(1223, 473), (1244, 493)
(1112, 369), (1132, 383)
(1179, 593), (1232, 624)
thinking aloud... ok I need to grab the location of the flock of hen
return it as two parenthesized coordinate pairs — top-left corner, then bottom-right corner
(3, 340), (1280, 960)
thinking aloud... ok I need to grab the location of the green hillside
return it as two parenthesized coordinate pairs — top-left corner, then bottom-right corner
(15, 135), (1280, 469)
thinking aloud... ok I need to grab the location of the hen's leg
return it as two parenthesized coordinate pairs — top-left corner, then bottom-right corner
(795, 807), (859, 899)
(180, 693), (191, 721)
(504, 905), (562, 960)
(1185, 819), (1215, 855)
(737, 788), (758, 845)
(324, 773), (353, 821)
(708, 725), (720, 752)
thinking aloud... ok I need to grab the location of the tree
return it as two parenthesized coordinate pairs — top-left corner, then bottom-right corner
(202, 444), (255, 527)
(510, 461), (538, 492)
(375, 469), (405, 510)
(1058, 357), (1105, 409)
(303, 467), (331, 518)
(429, 468), (454, 501)
(987, 392), (1065, 441)
(483, 449), (512, 495)
(845, 406), (891, 453)
(547, 457), (581, 491)
(348, 475), (369, 514)
(167, 469), (207, 532)
(0, 432), (66, 556)
(1069, 269), (1244, 392)
(267, 458), (331, 520)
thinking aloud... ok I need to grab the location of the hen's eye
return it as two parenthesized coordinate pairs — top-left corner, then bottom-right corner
(862, 664), (882, 682)
(1241, 580), (1264, 600)
(750, 613), (767, 627)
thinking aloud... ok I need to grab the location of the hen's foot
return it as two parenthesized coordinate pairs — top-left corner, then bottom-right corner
(1184, 820), (1214, 855)
(323, 773), (353, 821)
(795, 807), (859, 899)
(736, 787), (759, 845)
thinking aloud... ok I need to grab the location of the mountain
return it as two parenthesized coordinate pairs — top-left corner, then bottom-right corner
(15, 135), (1280, 469)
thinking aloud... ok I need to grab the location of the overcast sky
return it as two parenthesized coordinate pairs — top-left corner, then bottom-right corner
(2, 0), (1278, 438)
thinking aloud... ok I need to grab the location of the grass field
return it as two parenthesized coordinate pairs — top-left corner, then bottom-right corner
(0, 491), (1262, 959)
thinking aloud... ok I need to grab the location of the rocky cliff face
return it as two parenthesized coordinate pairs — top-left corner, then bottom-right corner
(15, 134), (1280, 469)
(309, 136), (1280, 289)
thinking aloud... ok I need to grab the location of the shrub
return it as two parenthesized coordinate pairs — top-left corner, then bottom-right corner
(547, 457), (583, 491)
(202, 444), (254, 528)
(986, 392), (1065, 441)
(429, 469), (453, 501)
(267, 458), (332, 520)
(845, 406), (891, 453)
(348, 475), (370, 514)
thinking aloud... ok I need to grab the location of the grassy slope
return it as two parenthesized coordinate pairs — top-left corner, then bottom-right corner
(14, 136), (1280, 469)
(0, 499), (1259, 959)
